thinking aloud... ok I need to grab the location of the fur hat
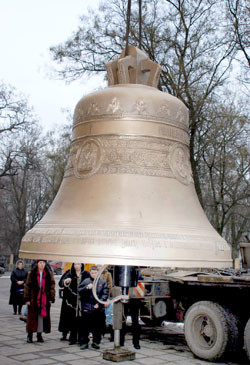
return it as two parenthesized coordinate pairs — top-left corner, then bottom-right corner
(16, 259), (24, 267)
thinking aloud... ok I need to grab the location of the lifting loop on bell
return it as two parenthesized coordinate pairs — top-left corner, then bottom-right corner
(92, 265), (129, 305)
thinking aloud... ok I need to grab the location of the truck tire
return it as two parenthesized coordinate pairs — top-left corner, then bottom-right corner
(244, 318), (250, 360)
(184, 301), (228, 361)
(223, 308), (242, 354)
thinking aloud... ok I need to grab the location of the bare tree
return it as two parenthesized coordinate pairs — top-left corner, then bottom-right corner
(0, 119), (71, 259)
(198, 95), (250, 258)
(0, 124), (46, 257)
(49, 0), (249, 256)
(0, 83), (33, 179)
(50, 0), (236, 205)
(226, 0), (250, 69)
(43, 122), (71, 201)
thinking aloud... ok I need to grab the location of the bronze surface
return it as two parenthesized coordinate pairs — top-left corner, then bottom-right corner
(19, 47), (232, 268)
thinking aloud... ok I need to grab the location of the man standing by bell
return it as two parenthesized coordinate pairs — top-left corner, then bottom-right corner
(78, 265), (108, 350)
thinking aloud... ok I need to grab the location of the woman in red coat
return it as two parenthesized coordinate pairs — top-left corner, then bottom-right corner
(24, 260), (55, 343)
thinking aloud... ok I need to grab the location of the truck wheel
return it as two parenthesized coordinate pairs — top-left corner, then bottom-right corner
(184, 301), (228, 361)
(244, 318), (250, 360)
(223, 308), (242, 354)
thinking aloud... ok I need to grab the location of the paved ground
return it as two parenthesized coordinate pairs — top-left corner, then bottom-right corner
(0, 274), (248, 365)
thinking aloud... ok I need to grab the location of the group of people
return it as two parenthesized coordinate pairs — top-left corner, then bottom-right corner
(59, 264), (110, 350)
(9, 260), (142, 350)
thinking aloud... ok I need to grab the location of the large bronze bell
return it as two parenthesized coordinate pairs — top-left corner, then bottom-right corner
(19, 47), (232, 268)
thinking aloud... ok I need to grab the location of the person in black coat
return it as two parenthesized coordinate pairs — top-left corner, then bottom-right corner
(78, 265), (108, 350)
(120, 298), (143, 349)
(9, 260), (28, 315)
(58, 263), (89, 344)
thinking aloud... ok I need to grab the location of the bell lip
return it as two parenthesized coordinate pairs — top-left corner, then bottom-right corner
(19, 249), (233, 269)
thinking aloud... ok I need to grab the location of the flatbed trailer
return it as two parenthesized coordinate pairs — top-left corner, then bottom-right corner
(131, 269), (250, 361)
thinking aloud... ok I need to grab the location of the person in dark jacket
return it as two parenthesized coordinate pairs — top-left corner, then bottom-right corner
(78, 265), (108, 350)
(58, 263), (89, 344)
(24, 260), (55, 343)
(9, 260), (28, 315)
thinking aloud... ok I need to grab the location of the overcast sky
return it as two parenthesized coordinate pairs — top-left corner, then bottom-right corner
(0, 0), (103, 130)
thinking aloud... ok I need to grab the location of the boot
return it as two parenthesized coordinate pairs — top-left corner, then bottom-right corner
(13, 305), (17, 315)
(60, 331), (68, 341)
(37, 333), (44, 343)
(27, 333), (33, 343)
(68, 332), (76, 345)
(109, 327), (114, 342)
(133, 343), (140, 350)
(19, 315), (27, 322)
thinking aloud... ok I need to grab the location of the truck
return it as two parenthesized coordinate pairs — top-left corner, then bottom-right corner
(129, 244), (250, 362)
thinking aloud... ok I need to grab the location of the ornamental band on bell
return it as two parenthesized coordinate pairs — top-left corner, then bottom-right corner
(66, 88), (192, 184)
(64, 135), (193, 185)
